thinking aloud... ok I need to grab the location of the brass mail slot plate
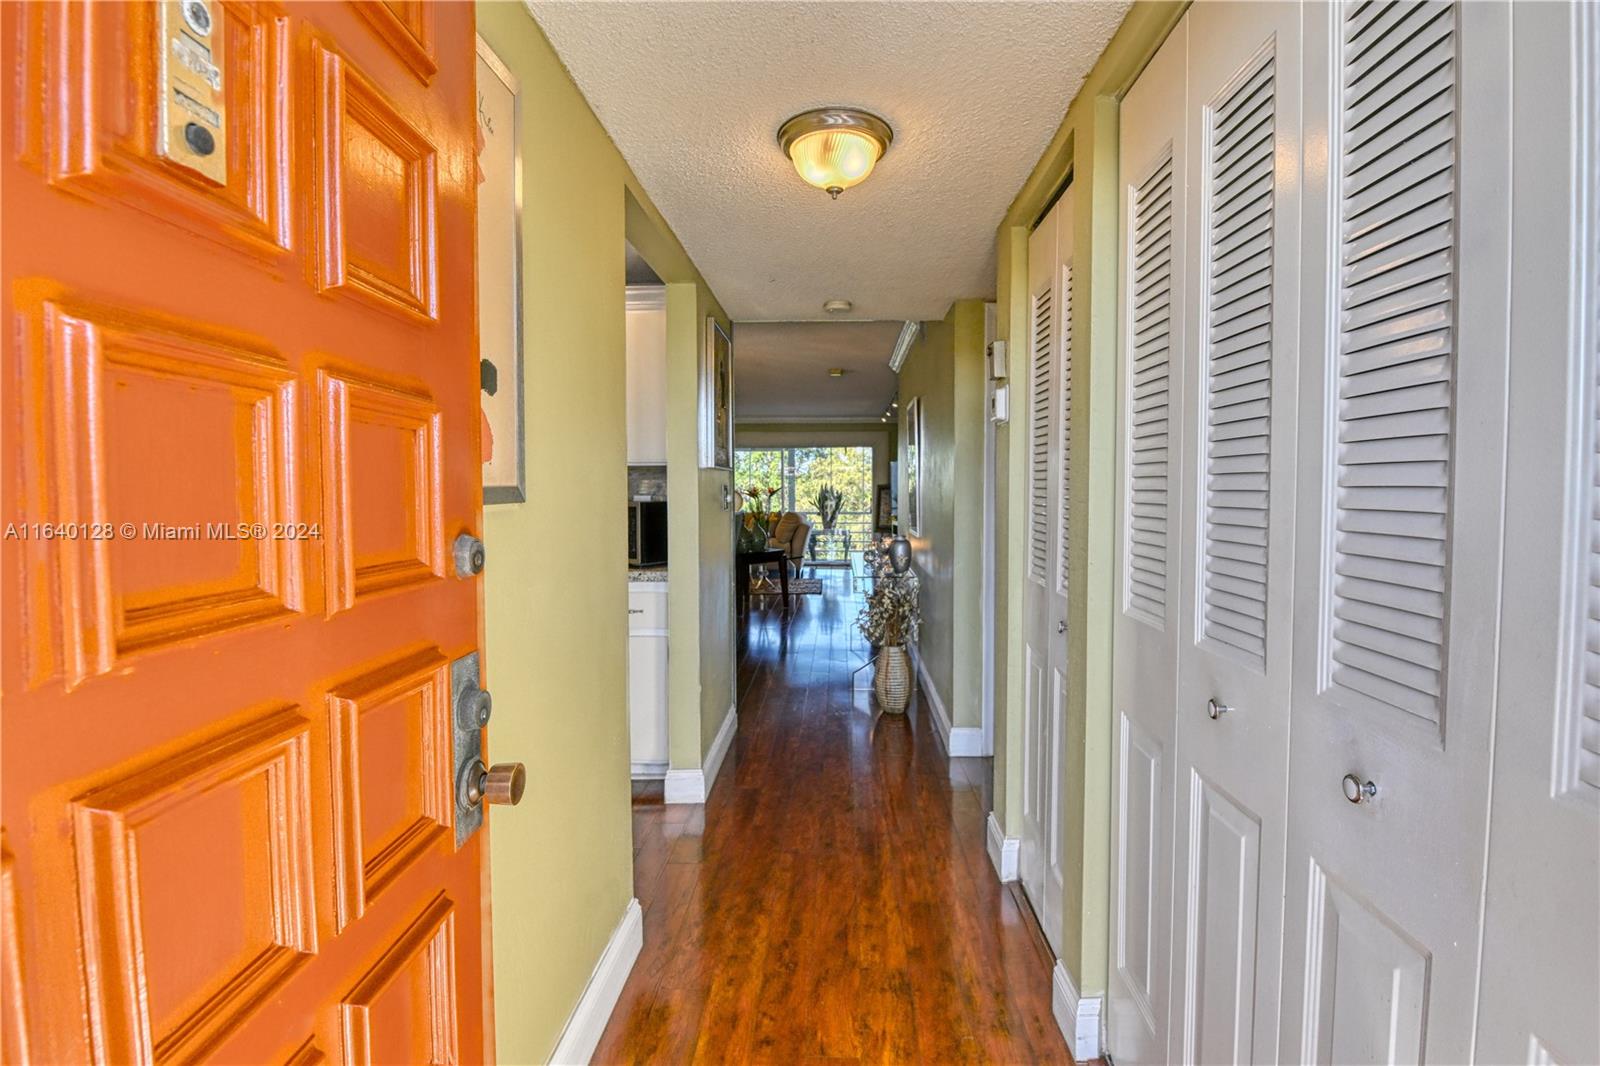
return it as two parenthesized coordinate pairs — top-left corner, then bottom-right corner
(157, 0), (227, 184)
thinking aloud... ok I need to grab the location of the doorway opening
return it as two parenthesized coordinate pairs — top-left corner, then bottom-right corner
(734, 445), (877, 567)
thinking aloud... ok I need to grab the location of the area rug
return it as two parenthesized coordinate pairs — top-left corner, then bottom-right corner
(750, 578), (824, 597)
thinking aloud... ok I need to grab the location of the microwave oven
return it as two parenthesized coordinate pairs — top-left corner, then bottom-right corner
(628, 500), (668, 567)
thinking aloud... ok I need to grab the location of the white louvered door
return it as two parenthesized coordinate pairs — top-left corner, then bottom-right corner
(1474, 3), (1600, 1062)
(1169, 5), (1301, 1063)
(1280, 3), (1513, 1060)
(1021, 195), (1065, 954)
(1109, 16), (1187, 1066)
(1043, 183), (1075, 953)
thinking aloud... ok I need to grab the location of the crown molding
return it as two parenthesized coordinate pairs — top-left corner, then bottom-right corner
(625, 285), (667, 311)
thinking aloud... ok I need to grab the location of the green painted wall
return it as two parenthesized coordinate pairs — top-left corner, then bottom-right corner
(475, 7), (729, 1061)
(897, 300), (987, 730)
(664, 282), (736, 768)
(991, 0), (1187, 997)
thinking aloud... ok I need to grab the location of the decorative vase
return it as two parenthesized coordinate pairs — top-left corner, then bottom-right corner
(888, 536), (912, 574)
(736, 522), (765, 553)
(874, 644), (912, 714)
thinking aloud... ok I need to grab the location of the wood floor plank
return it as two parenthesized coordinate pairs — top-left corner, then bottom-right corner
(594, 571), (1075, 1065)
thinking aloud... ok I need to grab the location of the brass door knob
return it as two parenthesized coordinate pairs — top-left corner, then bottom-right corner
(458, 760), (526, 809)
(481, 762), (526, 805)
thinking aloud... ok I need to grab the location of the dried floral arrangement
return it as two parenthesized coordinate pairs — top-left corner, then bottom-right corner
(857, 571), (921, 647)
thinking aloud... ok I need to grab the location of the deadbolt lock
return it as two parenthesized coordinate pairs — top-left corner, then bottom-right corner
(457, 686), (492, 730)
(453, 532), (486, 578)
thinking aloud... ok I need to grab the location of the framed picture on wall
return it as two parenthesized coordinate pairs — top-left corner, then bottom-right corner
(476, 36), (525, 503)
(701, 318), (734, 468)
(874, 483), (893, 531)
(904, 396), (922, 535)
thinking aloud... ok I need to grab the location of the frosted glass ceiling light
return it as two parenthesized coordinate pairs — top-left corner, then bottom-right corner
(778, 108), (893, 199)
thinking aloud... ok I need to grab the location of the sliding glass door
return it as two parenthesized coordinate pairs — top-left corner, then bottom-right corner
(734, 445), (876, 563)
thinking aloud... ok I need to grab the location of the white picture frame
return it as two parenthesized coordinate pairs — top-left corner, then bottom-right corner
(904, 396), (922, 535)
(700, 318), (733, 469)
(476, 36), (525, 504)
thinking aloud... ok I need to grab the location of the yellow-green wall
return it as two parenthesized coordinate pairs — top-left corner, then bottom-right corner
(897, 300), (987, 730)
(990, 0), (1187, 996)
(475, 6), (730, 1061)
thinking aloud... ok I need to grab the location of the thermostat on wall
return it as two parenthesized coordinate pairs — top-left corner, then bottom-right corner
(991, 384), (1010, 424)
(986, 340), (1007, 380)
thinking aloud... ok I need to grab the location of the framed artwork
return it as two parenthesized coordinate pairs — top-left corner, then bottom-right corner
(874, 483), (893, 531)
(476, 36), (525, 504)
(904, 397), (922, 535)
(701, 318), (733, 468)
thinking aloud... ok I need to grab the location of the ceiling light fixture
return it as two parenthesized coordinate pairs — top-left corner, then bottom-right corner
(828, 367), (847, 378)
(823, 299), (853, 314)
(888, 320), (920, 373)
(778, 107), (894, 199)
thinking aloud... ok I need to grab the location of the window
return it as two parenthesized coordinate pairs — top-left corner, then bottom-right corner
(734, 445), (876, 563)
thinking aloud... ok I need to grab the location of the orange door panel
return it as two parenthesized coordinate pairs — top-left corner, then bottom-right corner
(0, 2), (489, 1062)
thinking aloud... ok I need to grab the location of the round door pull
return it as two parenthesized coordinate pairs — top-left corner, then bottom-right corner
(1056, 620), (1068, 634)
(460, 760), (526, 808)
(453, 532), (486, 578)
(1342, 773), (1378, 804)
(1206, 698), (1231, 720)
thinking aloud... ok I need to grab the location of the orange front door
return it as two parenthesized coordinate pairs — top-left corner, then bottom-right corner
(1, 2), (491, 1062)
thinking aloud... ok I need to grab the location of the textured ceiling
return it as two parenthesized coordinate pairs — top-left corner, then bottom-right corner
(735, 321), (905, 420)
(528, 0), (1131, 322)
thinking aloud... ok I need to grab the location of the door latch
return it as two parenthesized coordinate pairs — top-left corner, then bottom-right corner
(450, 652), (524, 847)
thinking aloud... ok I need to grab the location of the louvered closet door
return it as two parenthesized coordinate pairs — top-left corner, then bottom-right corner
(1021, 196), (1063, 954)
(1108, 15), (1187, 1066)
(1042, 182), (1076, 954)
(1280, 3), (1513, 1060)
(1475, 3), (1600, 1062)
(1168, 5), (1302, 1064)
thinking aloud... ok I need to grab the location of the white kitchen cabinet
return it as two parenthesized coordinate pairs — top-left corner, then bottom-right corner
(627, 579), (669, 778)
(625, 286), (667, 465)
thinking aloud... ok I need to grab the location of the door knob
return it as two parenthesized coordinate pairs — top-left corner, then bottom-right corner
(1206, 698), (1231, 720)
(459, 760), (526, 809)
(1056, 620), (1068, 634)
(1342, 773), (1378, 804)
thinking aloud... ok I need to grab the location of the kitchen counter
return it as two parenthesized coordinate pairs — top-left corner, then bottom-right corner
(628, 568), (668, 584)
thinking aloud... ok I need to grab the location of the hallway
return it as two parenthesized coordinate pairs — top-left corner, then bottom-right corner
(595, 573), (1072, 1063)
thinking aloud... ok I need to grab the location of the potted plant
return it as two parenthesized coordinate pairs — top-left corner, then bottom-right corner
(815, 484), (843, 531)
(856, 570), (920, 713)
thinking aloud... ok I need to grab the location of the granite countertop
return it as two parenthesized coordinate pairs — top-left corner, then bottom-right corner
(627, 568), (668, 584)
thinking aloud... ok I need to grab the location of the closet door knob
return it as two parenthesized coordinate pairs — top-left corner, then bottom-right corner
(1342, 773), (1378, 804)
(1206, 698), (1231, 720)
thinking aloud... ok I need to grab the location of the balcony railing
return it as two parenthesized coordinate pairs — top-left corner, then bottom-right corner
(798, 510), (877, 564)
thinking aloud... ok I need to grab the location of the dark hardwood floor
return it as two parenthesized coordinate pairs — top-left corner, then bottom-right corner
(593, 569), (1073, 1064)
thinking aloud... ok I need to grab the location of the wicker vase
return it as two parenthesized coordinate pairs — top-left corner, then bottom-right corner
(874, 645), (912, 714)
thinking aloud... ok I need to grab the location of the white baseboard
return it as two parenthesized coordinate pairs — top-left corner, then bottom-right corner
(630, 760), (668, 781)
(663, 702), (737, 805)
(909, 644), (984, 757)
(985, 812), (1019, 883)
(1051, 961), (1103, 1062)
(548, 898), (643, 1066)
